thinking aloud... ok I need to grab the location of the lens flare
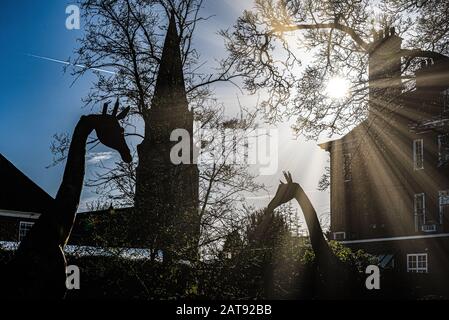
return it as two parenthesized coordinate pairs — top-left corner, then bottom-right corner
(326, 77), (350, 99)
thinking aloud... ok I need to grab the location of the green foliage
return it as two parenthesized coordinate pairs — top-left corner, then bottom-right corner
(65, 255), (198, 300)
(65, 205), (374, 299)
(194, 208), (373, 299)
(302, 240), (376, 272)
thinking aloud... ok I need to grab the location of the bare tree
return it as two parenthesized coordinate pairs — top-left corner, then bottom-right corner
(72, 0), (241, 112)
(81, 101), (264, 255)
(49, 0), (264, 257)
(220, 0), (449, 139)
(194, 100), (264, 253)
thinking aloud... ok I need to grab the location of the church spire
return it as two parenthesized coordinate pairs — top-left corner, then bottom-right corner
(152, 12), (188, 110)
(135, 11), (199, 262)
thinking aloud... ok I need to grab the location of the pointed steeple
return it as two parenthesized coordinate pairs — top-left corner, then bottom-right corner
(135, 12), (199, 263)
(152, 12), (188, 110)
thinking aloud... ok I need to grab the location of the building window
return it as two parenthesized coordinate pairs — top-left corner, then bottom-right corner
(439, 190), (449, 224)
(333, 232), (346, 241)
(413, 139), (424, 170)
(18, 221), (34, 241)
(343, 153), (352, 182)
(414, 193), (425, 232)
(438, 134), (449, 166)
(378, 254), (395, 269)
(407, 253), (428, 273)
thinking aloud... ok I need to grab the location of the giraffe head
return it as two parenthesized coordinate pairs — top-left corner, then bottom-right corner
(267, 171), (299, 212)
(94, 99), (132, 163)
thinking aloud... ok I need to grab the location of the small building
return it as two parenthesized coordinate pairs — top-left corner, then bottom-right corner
(0, 153), (53, 243)
(0, 153), (136, 251)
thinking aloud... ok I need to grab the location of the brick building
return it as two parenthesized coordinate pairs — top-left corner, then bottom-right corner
(320, 29), (449, 283)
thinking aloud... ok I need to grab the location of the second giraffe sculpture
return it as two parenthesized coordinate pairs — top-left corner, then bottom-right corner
(266, 171), (364, 299)
(1, 100), (131, 299)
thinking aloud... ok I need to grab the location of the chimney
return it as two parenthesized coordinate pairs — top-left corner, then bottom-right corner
(368, 27), (403, 119)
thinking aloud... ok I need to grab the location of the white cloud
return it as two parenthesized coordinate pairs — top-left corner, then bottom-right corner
(87, 151), (115, 164)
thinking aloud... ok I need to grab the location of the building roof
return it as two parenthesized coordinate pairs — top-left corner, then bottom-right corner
(318, 123), (366, 152)
(0, 153), (54, 213)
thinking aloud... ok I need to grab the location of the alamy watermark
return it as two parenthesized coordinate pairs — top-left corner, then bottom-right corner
(365, 265), (380, 290)
(66, 5), (80, 30)
(66, 265), (80, 290)
(170, 128), (279, 176)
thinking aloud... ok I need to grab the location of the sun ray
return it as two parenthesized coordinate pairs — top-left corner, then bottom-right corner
(326, 77), (350, 99)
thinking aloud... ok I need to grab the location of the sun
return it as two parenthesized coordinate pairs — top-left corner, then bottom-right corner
(326, 77), (350, 99)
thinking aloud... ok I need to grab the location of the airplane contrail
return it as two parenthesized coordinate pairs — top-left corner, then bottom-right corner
(26, 54), (116, 75)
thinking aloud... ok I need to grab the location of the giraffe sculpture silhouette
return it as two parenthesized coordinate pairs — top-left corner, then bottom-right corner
(266, 171), (364, 299)
(1, 99), (131, 299)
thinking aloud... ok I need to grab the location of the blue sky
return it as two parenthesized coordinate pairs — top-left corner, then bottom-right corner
(0, 1), (330, 225)
(0, 1), (95, 197)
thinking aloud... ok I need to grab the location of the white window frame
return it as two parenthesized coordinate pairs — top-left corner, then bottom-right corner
(439, 190), (449, 224)
(407, 253), (428, 273)
(421, 224), (437, 232)
(438, 134), (449, 165)
(343, 153), (352, 182)
(333, 232), (346, 241)
(414, 193), (426, 232)
(18, 221), (34, 241)
(413, 139), (424, 170)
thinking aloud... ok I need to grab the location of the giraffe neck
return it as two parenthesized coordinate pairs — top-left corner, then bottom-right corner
(52, 115), (95, 245)
(292, 188), (337, 266)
